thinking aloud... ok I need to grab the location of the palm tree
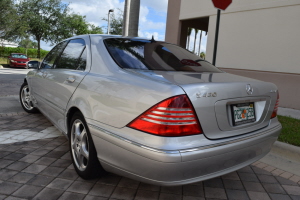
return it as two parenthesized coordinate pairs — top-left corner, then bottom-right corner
(198, 30), (203, 56)
(186, 27), (192, 50)
(193, 29), (198, 53)
(200, 52), (206, 59)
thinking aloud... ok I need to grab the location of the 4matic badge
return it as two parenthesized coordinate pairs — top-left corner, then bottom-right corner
(196, 92), (217, 98)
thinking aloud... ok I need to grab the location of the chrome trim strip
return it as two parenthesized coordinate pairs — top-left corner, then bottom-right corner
(88, 123), (179, 154)
(180, 124), (282, 153)
(141, 118), (196, 125)
(157, 107), (191, 111)
(147, 114), (195, 121)
(152, 111), (193, 116)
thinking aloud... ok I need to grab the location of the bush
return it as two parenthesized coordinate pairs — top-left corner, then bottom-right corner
(0, 46), (49, 59)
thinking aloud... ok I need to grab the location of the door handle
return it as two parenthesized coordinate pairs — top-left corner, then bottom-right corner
(66, 76), (75, 83)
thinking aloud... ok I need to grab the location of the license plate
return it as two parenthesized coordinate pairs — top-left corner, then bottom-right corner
(231, 102), (256, 126)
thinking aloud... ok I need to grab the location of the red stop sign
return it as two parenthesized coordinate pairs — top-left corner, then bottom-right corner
(212, 0), (232, 10)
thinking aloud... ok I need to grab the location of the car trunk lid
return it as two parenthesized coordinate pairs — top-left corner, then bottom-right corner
(125, 70), (278, 139)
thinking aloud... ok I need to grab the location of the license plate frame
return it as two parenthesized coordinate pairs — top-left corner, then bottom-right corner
(231, 102), (256, 126)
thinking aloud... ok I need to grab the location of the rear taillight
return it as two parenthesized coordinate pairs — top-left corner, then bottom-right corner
(271, 92), (279, 119)
(127, 95), (203, 136)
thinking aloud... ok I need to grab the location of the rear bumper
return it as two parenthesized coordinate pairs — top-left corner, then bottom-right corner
(89, 122), (281, 186)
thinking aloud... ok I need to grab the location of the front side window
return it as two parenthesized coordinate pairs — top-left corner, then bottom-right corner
(40, 41), (67, 69)
(104, 38), (222, 73)
(55, 39), (86, 70)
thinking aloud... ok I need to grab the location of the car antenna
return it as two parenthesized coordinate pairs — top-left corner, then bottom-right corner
(150, 35), (156, 43)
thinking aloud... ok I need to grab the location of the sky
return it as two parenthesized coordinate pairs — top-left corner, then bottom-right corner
(40, 0), (168, 50)
(40, 0), (207, 54)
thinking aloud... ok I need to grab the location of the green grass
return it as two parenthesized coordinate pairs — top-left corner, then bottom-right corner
(278, 115), (300, 147)
(0, 57), (8, 66)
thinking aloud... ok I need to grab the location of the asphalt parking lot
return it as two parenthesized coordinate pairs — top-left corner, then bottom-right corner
(1, 68), (300, 200)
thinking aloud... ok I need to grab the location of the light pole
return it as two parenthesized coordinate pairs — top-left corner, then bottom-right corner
(107, 9), (114, 34)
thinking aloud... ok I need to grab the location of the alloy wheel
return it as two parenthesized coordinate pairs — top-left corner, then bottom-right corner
(21, 85), (34, 110)
(71, 119), (90, 171)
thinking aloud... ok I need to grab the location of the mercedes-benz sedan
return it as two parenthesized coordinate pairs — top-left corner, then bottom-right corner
(20, 34), (282, 186)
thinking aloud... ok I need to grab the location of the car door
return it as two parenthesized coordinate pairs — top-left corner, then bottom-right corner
(30, 41), (68, 115)
(33, 39), (88, 133)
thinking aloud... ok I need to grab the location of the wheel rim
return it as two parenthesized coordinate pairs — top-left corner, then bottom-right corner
(21, 85), (34, 110)
(71, 119), (89, 171)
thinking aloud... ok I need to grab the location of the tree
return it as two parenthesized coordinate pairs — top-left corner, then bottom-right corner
(17, 0), (69, 58)
(57, 13), (103, 38)
(193, 29), (198, 53)
(200, 52), (206, 59)
(0, 0), (23, 41)
(102, 9), (123, 35)
(87, 24), (103, 34)
(186, 27), (192, 50)
(19, 37), (35, 55)
(197, 30), (203, 56)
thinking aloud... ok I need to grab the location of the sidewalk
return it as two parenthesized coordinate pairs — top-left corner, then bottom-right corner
(278, 107), (300, 120)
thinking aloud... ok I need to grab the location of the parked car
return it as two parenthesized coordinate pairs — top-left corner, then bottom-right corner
(8, 53), (30, 68)
(26, 60), (39, 69)
(20, 35), (282, 186)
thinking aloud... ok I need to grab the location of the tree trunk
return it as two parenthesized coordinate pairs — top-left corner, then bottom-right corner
(37, 38), (40, 59)
(193, 29), (198, 53)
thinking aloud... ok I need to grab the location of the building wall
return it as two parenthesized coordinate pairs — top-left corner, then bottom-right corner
(179, 0), (300, 20)
(0, 40), (18, 47)
(206, 4), (300, 74)
(165, 0), (300, 109)
(176, 0), (300, 74)
(221, 68), (300, 109)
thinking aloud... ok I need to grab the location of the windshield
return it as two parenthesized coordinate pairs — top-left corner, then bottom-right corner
(11, 54), (28, 59)
(104, 38), (222, 73)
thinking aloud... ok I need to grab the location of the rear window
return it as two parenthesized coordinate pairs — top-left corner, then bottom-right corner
(104, 38), (222, 73)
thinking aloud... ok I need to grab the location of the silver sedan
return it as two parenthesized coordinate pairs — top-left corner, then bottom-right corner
(20, 35), (281, 186)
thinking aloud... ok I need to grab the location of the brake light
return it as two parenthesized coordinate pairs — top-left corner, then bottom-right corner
(271, 92), (279, 119)
(127, 95), (203, 136)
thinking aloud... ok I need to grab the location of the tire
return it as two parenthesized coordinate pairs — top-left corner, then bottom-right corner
(19, 82), (39, 113)
(69, 112), (105, 179)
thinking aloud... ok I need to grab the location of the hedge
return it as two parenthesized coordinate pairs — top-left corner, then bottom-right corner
(0, 46), (49, 58)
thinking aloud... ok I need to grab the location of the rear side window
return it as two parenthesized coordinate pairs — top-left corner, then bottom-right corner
(56, 39), (86, 70)
(41, 41), (67, 69)
(104, 38), (222, 73)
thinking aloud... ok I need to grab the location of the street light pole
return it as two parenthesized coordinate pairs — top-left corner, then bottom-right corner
(107, 9), (114, 34)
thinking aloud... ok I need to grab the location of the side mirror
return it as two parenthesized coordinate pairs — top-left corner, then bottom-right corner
(27, 61), (40, 69)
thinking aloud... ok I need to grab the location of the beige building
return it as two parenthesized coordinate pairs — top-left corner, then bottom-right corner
(165, 0), (300, 109)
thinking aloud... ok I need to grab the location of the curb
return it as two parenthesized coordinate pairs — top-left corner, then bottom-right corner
(271, 141), (300, 162)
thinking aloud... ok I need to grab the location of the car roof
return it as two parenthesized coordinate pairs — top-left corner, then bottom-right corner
(68, 34), (161, 42)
